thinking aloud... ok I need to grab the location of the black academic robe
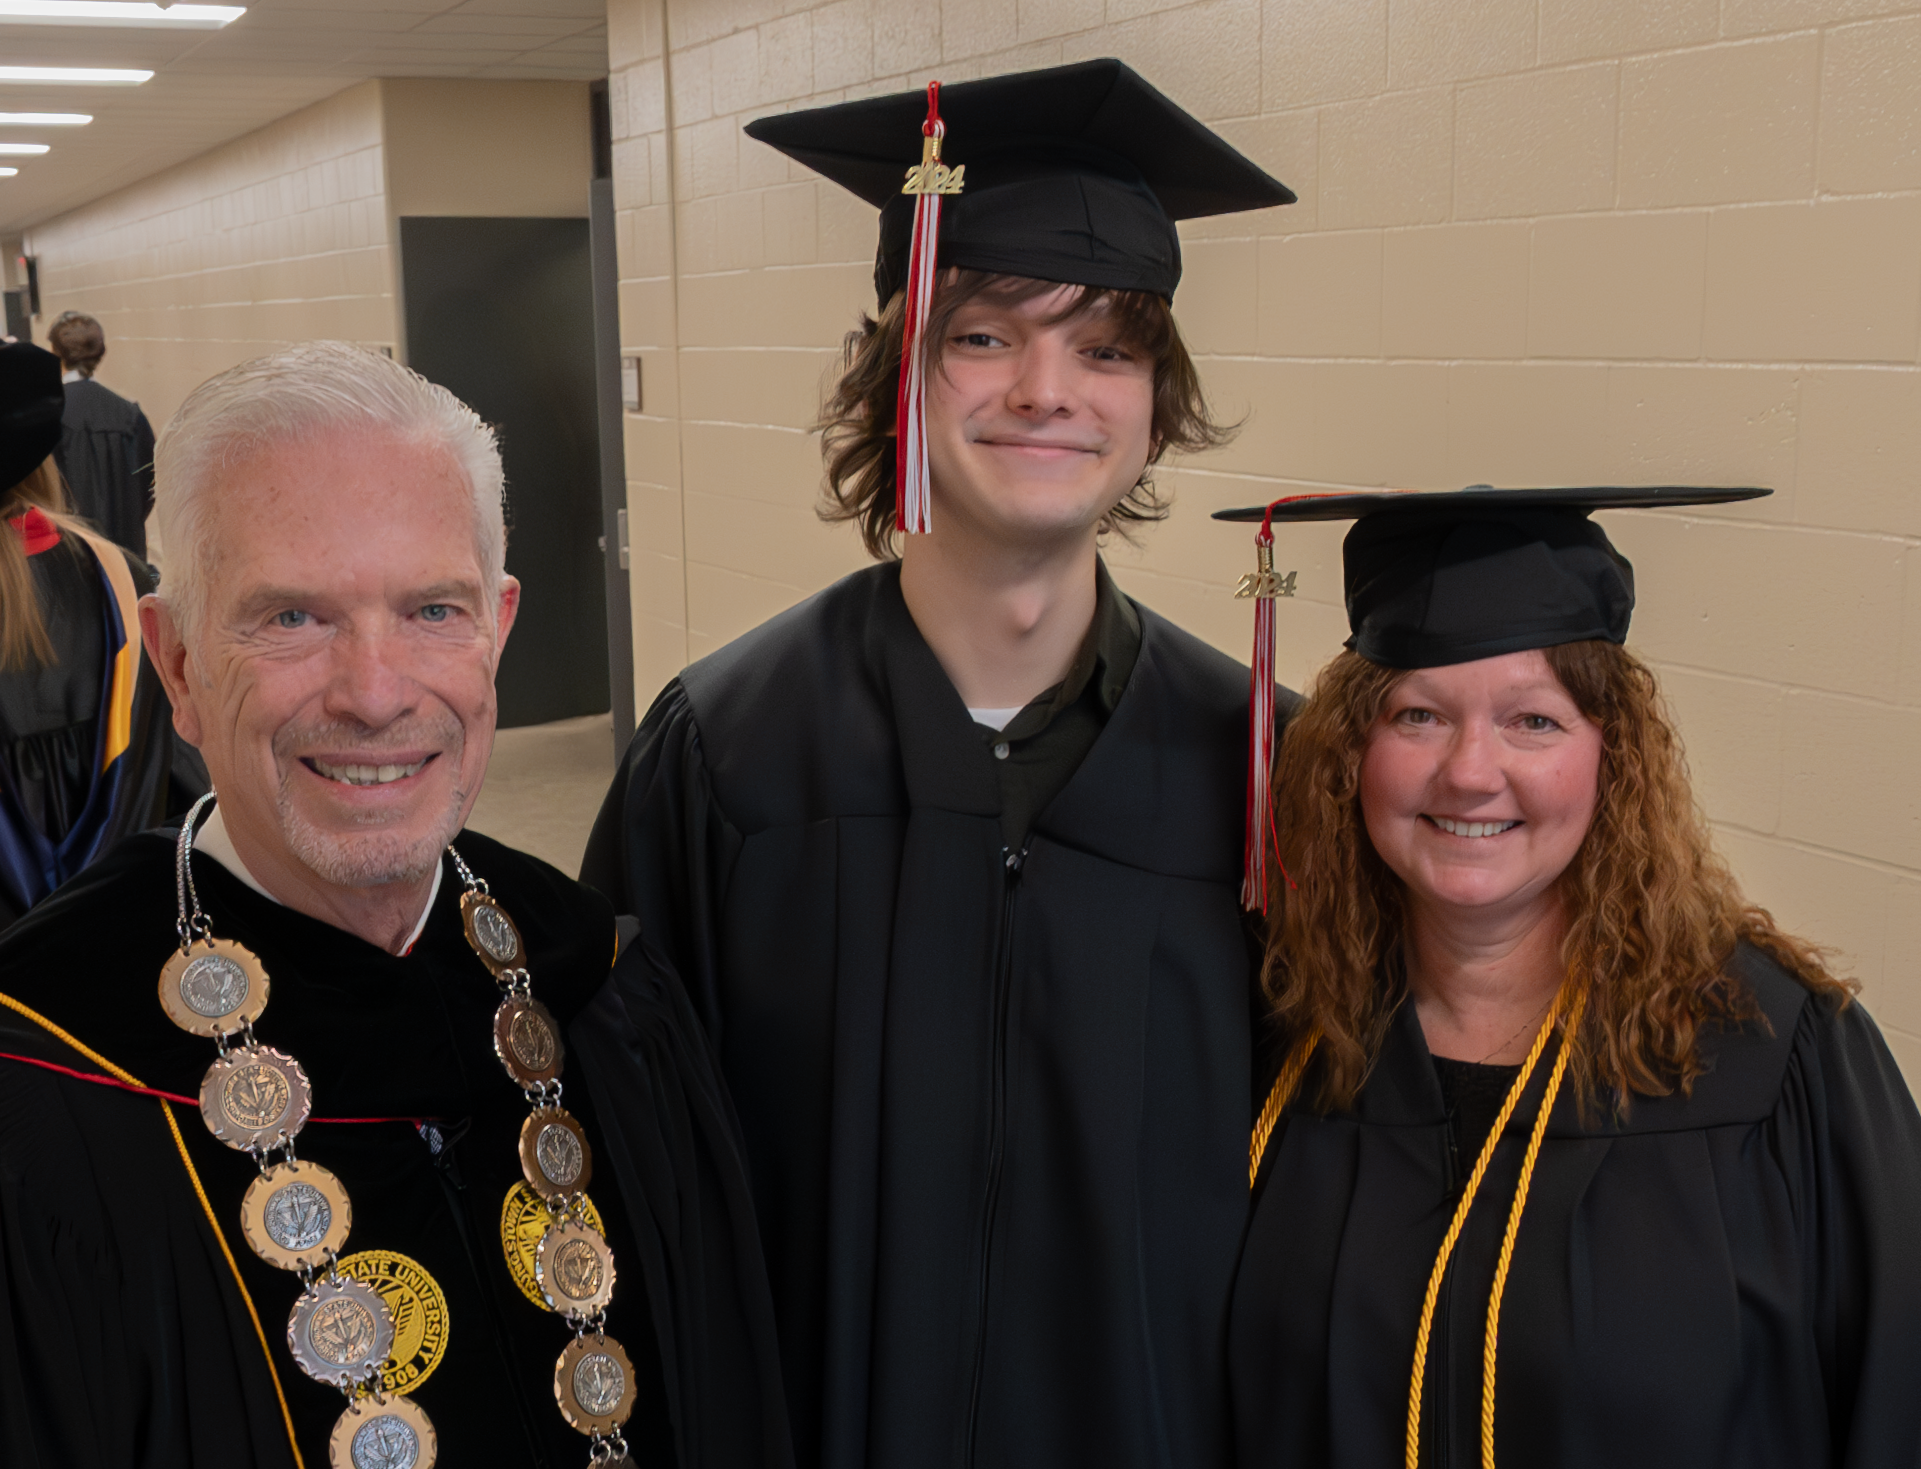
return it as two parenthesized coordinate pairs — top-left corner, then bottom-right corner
(582, 562), (1293, 1469)
(0, 532), (173, 929)
(1230, 944), (1921, 1468)
(56, 377), (156, 559)
(0, 829), (790, 1469)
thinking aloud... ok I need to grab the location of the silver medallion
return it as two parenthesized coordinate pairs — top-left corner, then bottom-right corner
(201, 1045), (311, 1152)
(328, 1393), (437, 1469)
(537, 1124), (582, 1186)
(288, 1277), (395, 1386)
(241, 1160), (352, 1271)
(553, 1333), (638, 1434)
(157, 936), (269, 1037)
(519, 1106), (592, 1202)
(534, 1217), (616, 1316)
(459, 890), (524, 974)
(492, 995), (563, 1087)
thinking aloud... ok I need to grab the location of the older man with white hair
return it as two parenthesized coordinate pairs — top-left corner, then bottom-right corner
(0, 343), (790, 1469)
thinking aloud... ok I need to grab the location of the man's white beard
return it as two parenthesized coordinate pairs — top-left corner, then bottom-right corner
(273, 714), (468, 890)
(279, 806), (460, 889)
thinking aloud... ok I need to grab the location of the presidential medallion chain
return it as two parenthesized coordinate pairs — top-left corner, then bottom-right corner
(447, 845), (638, 1465)
(160, 794), (440, 1469)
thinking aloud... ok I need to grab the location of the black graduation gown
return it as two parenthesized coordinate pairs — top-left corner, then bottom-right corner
(1229, 944), (1921, 1468)
(582, 562), (1293, 1469)
(0, 533), (173, 929)
(56, 377), (156, 559)
(0, 829), (791, 1469)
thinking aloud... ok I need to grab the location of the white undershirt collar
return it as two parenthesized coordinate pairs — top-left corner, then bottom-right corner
(60, 368), (82, 384)
(195, 801), (443, 954)
(967, 706), (1025, 732)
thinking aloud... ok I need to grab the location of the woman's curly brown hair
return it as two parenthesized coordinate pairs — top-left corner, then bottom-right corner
(818, 269), (1232, 560)
(1261, 640), (1853, 1113)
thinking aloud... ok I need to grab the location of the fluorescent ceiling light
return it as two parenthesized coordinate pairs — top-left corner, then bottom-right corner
(0, 143), (48, 153)
(0, 168), (17, 177)
(0, 111), (90, 123)
(0, 65), (152, 83)
(0, 1), (242, 25)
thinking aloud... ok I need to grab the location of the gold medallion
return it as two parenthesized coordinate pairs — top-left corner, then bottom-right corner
(492, 995), (564, 1087)
(335, 1250), (451, 1397)
(329, 1391), (437, 1469)
(500, 1181), (605, 1310)
(158, 936), (269, 1038)
(241, 1160), (351, 1271)
(553, 1333), (638, 1436)
(535, 1217), (617, 1317)
(288, 1277), (395, 1387)
(519, 1106), (591, 1202)
(460, 890), (525, 975)
(200, 1045), (311, 1151)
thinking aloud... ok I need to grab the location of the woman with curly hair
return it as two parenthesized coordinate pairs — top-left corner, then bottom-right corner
(1223, 487), (1921, 1469)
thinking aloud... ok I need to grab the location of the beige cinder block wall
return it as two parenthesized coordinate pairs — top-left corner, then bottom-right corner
(24, 81), (397, 437)
(611, 0), (1921, 1070)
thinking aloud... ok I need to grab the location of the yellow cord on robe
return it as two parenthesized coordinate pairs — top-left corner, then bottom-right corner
(1404, 988), (1580, 1469)
(1477, 988), (1584, 1465)
(70, 526), (140, 771)
(1249, 1032), (1320, 1189)
(0, 989), (307, 1469)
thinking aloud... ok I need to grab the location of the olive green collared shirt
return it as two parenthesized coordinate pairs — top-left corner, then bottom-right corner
(976, 559), (1142, 848)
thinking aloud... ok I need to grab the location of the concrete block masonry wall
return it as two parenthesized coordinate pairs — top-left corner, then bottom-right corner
(605, 0), (1921, 1073)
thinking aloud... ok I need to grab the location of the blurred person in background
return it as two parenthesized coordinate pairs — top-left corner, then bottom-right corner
(0, 340), (174, 929)
(48, 308), (157, 559)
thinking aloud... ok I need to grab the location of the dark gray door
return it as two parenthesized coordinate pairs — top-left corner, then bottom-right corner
(399, 216), (610, 729)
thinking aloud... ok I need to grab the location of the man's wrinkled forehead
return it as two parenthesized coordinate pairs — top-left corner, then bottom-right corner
(197, 426), (489, 615)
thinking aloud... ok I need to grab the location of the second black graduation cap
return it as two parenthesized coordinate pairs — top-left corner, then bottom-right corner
(745, 59), (1297, 306)
(1214, 485), (1772, 669)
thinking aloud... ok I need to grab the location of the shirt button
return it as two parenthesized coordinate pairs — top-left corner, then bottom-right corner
(993, 741), (1011, 760)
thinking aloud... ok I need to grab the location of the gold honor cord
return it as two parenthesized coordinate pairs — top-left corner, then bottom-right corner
(1248, 1033), (1320, 1190)
(0, 989), (306, 1469)
(1404, 987), (1586, 1469)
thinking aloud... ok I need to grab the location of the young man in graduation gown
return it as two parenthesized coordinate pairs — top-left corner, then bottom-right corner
(581, 61), (1300, 1469)
(47, 310), (157, 560)
(0, 342), (791, 1469)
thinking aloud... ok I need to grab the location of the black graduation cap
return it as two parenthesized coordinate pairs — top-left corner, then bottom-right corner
(1216, 485), (1770, 910)
(745, 58), (1297, 306)
(0, 341), (64, 493)
(1214, 485), (1771, 669)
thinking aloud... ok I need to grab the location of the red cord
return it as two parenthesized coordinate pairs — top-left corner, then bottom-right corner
(0, 1051), (429, 1125)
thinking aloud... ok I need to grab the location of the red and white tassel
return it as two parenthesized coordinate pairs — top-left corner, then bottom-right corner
(1241, 510), (1279, 910)
(895, 81), (953, 537)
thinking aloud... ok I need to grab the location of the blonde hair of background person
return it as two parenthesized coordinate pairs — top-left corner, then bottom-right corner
(0, 458), (87, 670)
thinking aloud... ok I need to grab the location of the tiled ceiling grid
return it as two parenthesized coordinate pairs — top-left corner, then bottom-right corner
(0, 0), (608, 232)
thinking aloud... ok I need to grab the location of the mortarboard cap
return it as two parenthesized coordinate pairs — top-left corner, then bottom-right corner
(1213, 485), (1771, 910)
(1214, 485), (1771, 668)
(746, 58), (1296, 307)
(0, 342), (64, 492)
(746, 60), (1295, 537)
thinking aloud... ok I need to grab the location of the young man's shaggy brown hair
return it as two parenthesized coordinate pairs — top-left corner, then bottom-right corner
(818, 269), (1232, 560)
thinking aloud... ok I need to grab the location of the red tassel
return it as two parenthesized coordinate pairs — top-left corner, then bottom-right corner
(895, 80), (955, 537)
(1241, 508), (1278, 910)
